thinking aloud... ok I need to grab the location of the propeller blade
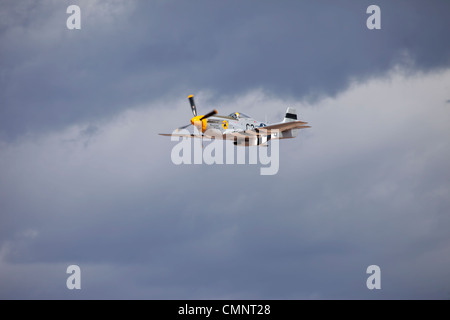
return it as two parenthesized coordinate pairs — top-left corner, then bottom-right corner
(176, 123), (192, 131)
(188, 95), (197, 117)
(199, 109), (218, 120)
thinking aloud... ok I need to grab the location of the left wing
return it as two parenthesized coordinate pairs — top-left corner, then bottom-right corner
(158, 133), (204, 138)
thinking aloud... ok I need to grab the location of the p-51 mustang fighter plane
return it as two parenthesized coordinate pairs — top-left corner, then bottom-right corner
(159, 95), (311, 146)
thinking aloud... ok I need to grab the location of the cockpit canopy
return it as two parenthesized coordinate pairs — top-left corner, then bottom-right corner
(228, 112), (250, 120)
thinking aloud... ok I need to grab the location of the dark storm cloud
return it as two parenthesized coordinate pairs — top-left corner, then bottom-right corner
(1, 69), (450, 299)
(1, 0), (450, 300)
(1, 0), (450, 138)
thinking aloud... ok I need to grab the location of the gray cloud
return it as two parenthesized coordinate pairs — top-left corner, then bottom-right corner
(1, 68), (450, 299)
(1, 0), (450, 139)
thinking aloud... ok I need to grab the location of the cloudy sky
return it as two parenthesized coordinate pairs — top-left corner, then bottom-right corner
(1, 0), (450, 299)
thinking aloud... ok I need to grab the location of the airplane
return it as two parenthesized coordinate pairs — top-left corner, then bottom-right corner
(159, 95), (311, 146)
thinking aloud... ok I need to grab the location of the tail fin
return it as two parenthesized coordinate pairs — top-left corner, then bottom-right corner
(280, 107), (299, 138)
(282, 107), (297, 123)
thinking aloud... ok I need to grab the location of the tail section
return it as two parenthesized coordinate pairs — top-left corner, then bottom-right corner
(282, 107), (298, 123)
(281, 107), (299, 138)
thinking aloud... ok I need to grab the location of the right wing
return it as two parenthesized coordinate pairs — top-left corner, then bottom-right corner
(255, 121), (310, 133)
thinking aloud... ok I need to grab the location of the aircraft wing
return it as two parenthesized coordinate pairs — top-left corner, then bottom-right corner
(159, 120), (310, 139)
(159, 133), (204, 138)
(256, 121), (310, 133)
(160, 131), (258, 141)
(159, 132), (227, 139)
(236, 121), (310, 136)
